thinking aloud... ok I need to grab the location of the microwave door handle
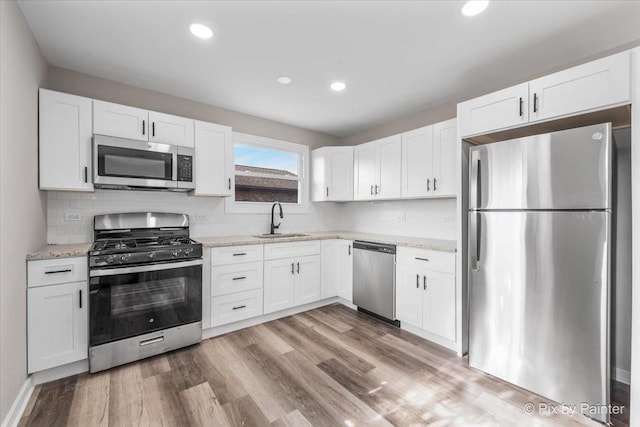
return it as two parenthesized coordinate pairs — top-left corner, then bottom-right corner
(90, 259), (203, 277)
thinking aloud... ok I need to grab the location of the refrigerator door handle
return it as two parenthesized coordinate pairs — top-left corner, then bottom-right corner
(470, 212), (481, 271)
(470, 150), (481, 209)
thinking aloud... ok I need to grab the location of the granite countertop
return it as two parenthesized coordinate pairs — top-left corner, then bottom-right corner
(27, 231), (456, 261)
(26, 243), (92, 261)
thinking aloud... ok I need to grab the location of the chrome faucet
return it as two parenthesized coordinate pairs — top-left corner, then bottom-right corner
(270, 202), (283, 234)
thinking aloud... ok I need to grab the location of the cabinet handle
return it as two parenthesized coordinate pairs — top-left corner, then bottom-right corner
(142, 120), (146, 135)
(152, 122), (155, 137)
(232, 305), (247, 311)
(297, 262), (300, 274)
(228, 178), (231, 190)
(427, 179), (431, 191)
(79, 289), (82, 309)
(533, 93), (538, 113)
(232, 276), (246, 281)
(326, 187), (329, 198)
(233, 252), (247, 256)
(423, 276), (427, 290)
(415, 257), (430, 262)
(519, 97), (523, 116)
(370, 185), (374, 195)
(84, 167), (88, 183)
(375, 184), (379, 195)
(433, 177), (437, 191)
(348, 245), (351, 256)
(44, 269), (72, 274)
(416, 274), (420, 289)
(291, 263), (294, 274)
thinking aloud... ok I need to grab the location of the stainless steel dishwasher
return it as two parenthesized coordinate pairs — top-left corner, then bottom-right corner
(352, 241), (399, 326)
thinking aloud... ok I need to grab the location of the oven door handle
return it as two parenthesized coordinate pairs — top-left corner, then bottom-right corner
(90, 259), (203, 277)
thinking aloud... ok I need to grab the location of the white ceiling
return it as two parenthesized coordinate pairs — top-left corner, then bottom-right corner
(18, 1), (640, 137)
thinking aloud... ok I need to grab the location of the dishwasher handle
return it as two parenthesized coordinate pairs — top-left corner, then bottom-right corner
(353, 240), (396, 254)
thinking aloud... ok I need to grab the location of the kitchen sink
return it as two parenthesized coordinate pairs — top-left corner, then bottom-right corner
(253, 233), (309, 239)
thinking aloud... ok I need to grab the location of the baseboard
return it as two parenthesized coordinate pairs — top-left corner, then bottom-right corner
(400, 322), (458, 353)
(1, 377), (34, 427)
(614, 367), (631, 385)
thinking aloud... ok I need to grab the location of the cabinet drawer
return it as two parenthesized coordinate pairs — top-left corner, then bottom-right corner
(211, 262), (263, 297)
(28, 257), (87, 288)
(396, 247), (455, 274)
(264, 240), (321, 260)
(211, 289), (263, 327)
(211, 245), (263, 266)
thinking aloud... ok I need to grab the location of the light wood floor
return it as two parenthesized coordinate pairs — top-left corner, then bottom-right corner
(19, 304), (629, 426)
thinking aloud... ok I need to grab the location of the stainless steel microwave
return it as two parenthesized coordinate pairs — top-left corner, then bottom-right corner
(93, 135), (195, 191)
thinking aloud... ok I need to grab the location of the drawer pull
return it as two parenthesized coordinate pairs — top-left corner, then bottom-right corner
(233, 253), (247, 256)
(45, 269), (72, 274)
(415, 257), (430, 262)
(140, 336), (164, 346)
(232, 276), (247, 281)
(232, 305), (247, 311)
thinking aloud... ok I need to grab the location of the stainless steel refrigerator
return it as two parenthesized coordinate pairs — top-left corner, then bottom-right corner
(468, 123), (611, 423)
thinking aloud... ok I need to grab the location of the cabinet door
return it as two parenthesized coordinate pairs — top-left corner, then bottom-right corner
(377, 135), (402, 199)
(149, 111), (194, 147)
(263, 259), (296, 314)
(320, 240), (339, 298)
(93, 100), (148, 141)
(395, 265), (423, 329)
(326, 148), (354, 201)
(336, 240), (354, 302)
(28, 281), (87, 373)
(295, 255), (321, 306)
(529, 51), (631, 123)
(353, 142), (377, 200)
(194, 120), (233, 196)
(401, 125), (433, 198)
(311, 148), (327, 201)
(459, 83), (529, 137)
(432, 118), (457, 196)
(39, 89), (94, 191)
(424, 271), (455, 341)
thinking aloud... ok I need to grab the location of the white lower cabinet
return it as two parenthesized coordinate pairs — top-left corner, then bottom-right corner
(27, 280), (88, 373)
(321, 240), (353, 301)
(264, 248), (321, 314)
(396, 248), (456, 342)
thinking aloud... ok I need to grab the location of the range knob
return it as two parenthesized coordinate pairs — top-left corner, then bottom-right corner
(184, 248), (193, 255)
(172, 250), (180, 257)
(120, 255), (128, 263)
(106, 255), (115, 264)
(148, 253), (156, 259)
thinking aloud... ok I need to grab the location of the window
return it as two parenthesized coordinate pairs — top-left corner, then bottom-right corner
(225, 132), (309, 213)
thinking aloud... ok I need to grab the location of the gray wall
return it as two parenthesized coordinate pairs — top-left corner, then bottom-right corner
(46, 67), (340, 150)
(0, 0), (48, 421)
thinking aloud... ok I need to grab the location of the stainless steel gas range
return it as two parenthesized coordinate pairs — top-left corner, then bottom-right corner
(88, 212), (202, 373)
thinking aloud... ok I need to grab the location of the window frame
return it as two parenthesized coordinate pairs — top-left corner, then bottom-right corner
(224, 132), (310, 214)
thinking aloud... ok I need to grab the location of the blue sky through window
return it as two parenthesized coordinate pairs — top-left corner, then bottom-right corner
(235, 144), (298, 175)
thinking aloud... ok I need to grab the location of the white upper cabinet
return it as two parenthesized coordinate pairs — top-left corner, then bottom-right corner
(94, 100), (194, 147)
(93, 100), (148, 141)
(401, 125), (434, 198)
(194, 120), (233, 196)
(401, 118), (457, 199)
(353, 141), (378, 200)
(148, 111), (194, 147)
(528, 51), (631, 123)
(459, 51), (631, 138)
(311, 147), (354, 202)
(354, 135), (401, 200)
(39, 89), (94, 192)
(459, 83), (529, 138)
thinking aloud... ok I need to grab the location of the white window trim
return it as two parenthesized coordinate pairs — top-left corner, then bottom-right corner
(225, 132), (310, 214)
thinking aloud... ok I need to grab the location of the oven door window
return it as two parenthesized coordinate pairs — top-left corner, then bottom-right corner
(90, 264), (201, 346)
(97, 145), (172, 180)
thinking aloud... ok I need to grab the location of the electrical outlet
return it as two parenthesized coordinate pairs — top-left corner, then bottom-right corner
(196, 213), (208, 222)
(443, 215), (455, 223)
(64, 213), (82, 222)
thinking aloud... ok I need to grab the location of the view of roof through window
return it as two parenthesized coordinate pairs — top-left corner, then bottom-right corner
(234, 144), (300, 203)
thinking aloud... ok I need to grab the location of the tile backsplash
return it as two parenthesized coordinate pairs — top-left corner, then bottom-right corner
(47, 191), (458, 244)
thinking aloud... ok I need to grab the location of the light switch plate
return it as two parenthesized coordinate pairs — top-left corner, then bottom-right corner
(64, 213), (82, 222)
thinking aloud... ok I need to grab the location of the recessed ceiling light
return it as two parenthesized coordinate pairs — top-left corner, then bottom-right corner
(461, 0), (489, 17)
(190, 23), (213, 39)
(277, 76), (292, 85)
(330, 81), (346, 91)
